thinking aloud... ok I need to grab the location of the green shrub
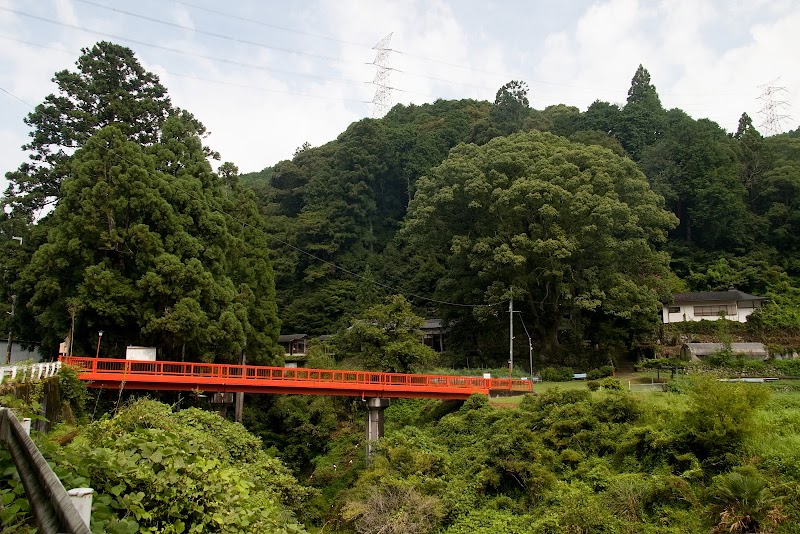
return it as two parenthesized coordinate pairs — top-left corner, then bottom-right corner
(587, 380), (600, 391)
(681, 378), (770, 470)
(774, 359), (800, 377)
(709, 347), (735, 367)
(600, 377), (622, 390)
(665, 380), (686, 393)
(587, 365), (614, 380)
(541, 367), (573, 382)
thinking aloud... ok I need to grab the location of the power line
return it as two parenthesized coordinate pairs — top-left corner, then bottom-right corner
(0, 34), (372, 103)
(72, 0), (360, 66)
(0, 85), (34, 108)
(64, 3), (751, 100)
(169, 0), (369, 48)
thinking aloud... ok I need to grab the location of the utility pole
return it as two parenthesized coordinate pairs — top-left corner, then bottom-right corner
(509, 287), (513, 377)
(5, 295), (16, 364)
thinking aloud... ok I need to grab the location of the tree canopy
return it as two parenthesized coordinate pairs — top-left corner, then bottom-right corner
(3, 43), (278, 362)
(4, 41), (176, 216)
(403, 130), (677, 359)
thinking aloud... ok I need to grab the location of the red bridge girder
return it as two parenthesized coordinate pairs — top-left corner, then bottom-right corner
(61, 357), (532, 400)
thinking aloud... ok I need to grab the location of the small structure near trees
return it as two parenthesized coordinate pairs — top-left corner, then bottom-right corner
(681, 342), (768, 361)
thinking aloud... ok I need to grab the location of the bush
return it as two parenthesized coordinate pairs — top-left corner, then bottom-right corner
(587, 380), (600, 391)
(588, 366), (614, 380)
(541, 367), (574, 382)
(600, 377), (622, 391)
(681, 378), (770, 470)
(709, 347), (735, 367)
(774, 359), (800, 377)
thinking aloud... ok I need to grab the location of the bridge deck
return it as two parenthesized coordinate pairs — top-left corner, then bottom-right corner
(61, 357), (532, 400)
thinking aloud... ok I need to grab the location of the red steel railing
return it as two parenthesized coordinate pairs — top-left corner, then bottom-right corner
(61, 357), (533, 400)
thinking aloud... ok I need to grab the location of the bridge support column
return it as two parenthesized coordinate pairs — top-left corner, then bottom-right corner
(365, 397), (390, 463)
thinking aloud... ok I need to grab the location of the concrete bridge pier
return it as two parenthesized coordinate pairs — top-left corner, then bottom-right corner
(365, 397), (390, 463)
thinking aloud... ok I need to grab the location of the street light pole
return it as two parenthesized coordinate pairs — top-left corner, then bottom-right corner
(95, 331), (104, 358)
(514, 310), (535, 378)
(509, 287), (514, 377)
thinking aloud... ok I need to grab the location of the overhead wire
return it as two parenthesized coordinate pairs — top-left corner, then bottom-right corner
(0, 84), (504, 309)
(0, 9), (371, 84)
(72, 0), (361, 66)
(0, 85), (34, 108)
(0, 35), (372, 105)
(168, 0), (369, 48)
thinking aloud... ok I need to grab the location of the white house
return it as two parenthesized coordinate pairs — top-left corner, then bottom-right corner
(662, 288), (768, 323)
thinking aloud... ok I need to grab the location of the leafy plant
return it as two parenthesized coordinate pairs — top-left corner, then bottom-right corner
(710, 466), (784, 533)
(540, 367), (573, 382)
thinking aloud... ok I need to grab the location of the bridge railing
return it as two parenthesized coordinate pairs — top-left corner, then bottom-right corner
(62, 357), (533, 392)
(0, 361), (62, 384)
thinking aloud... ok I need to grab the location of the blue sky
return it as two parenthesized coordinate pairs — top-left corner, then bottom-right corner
(1, 0), (798, 204)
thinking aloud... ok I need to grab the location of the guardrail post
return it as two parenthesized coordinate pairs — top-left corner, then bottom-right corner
(22, 417), (31, 436)
(67, 488), (93, 528)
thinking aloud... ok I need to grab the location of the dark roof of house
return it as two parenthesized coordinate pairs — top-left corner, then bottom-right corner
(318, 334), (334, 341)
(278, 334), (308, 343)
(670, 289), (767, 304)
(422, 319), (443, 330)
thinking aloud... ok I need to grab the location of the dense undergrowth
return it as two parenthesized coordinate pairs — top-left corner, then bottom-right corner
(3, 375), (800, 533)
(1, 397), (312, 533)
(306, 378), (800, 533)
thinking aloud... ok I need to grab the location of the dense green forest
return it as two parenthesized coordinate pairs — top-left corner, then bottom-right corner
(3, 42), (800, 533)
(240, 68), (800, 367)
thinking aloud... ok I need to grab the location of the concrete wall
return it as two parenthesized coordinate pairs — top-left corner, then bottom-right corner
(0, 341), (42, 364)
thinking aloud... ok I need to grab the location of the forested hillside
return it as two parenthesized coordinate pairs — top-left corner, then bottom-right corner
(242, 69), (800, 367)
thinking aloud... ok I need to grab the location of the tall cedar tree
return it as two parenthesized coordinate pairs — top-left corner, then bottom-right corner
(4, 41), (173, 217)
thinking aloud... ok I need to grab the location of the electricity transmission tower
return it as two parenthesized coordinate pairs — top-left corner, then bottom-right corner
(368, 33), (394, 118)
(757, 79), (792, 136)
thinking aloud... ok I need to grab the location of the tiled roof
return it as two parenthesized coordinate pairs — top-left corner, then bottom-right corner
(422, 319), (443, 330)
(671, 290), (767, 303)
(278, 334), (308, 343)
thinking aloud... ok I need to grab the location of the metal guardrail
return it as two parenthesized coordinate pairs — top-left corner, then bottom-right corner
(0, 361), (62, 384)
(0, 407), (90, 534)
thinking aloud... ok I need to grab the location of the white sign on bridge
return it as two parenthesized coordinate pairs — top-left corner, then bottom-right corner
(125, 346), (156, 361)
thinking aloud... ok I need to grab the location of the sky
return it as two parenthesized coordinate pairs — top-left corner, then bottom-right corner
(1, 0), (798, 197)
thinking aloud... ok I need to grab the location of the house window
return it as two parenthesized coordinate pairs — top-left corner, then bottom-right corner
(694, 305), (732, 317)
(667, 306), (680, 314)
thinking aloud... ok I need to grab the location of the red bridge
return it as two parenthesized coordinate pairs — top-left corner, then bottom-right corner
(61, 356), (532, 400)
